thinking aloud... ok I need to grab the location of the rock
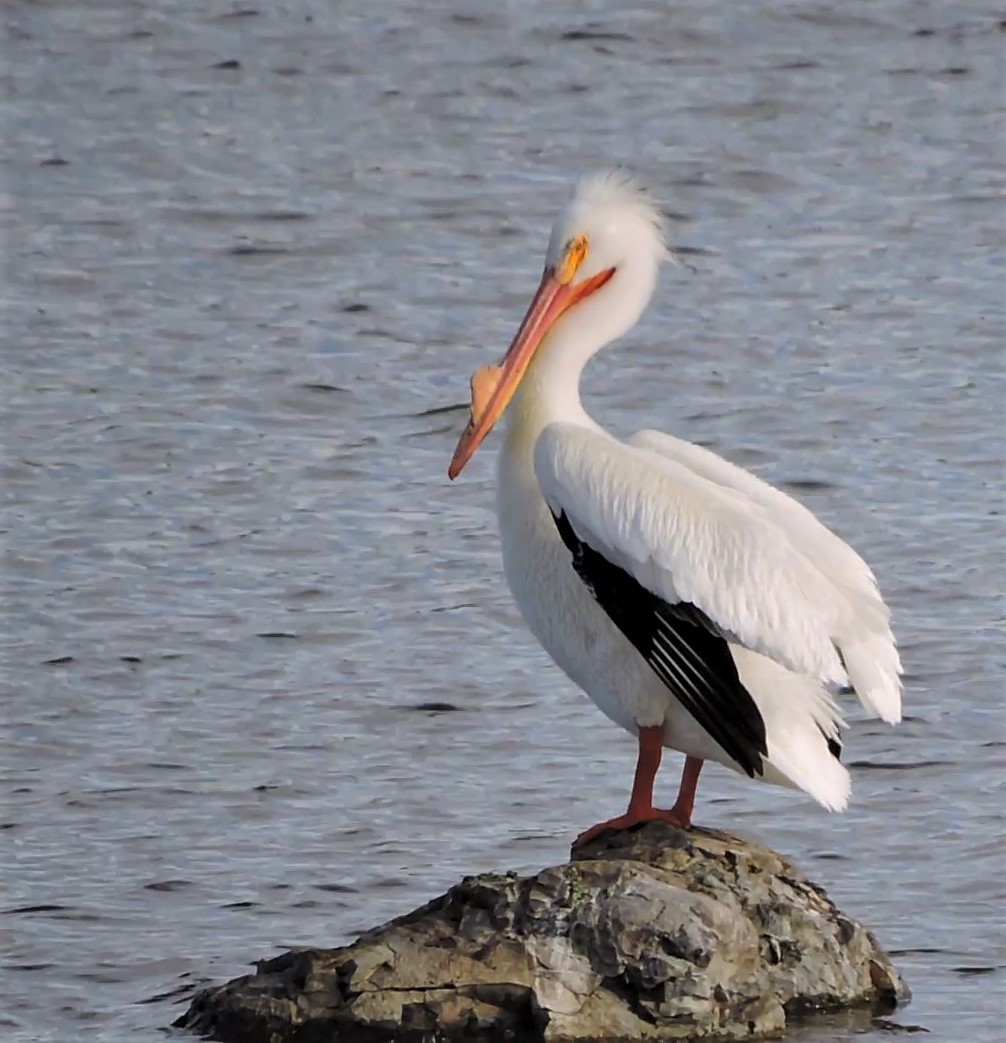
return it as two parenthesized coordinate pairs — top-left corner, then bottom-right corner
(176, 824), (910, 1042)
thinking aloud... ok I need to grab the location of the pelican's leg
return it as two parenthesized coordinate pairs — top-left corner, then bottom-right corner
(668, 754), (703, 826)
(572, 728), (703, 848)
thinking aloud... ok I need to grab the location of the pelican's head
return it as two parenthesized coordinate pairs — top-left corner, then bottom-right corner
(449, 170), (668, 479)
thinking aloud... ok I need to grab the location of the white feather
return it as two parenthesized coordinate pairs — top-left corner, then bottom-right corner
(535, 424), (903, 709)
(732, 646), (850, 810)
(629, 429), (903, 723)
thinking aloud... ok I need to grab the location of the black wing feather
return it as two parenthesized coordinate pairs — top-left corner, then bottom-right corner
(552, 509), (767, 777)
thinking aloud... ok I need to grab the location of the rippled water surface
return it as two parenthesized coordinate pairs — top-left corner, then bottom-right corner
(3, 1), (1004, 1040)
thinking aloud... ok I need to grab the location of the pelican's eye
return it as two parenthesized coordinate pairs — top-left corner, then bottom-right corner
(557, 235), (589, 285)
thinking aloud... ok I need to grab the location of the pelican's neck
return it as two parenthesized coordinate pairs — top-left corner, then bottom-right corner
(503, 261), (658, 453)
(505, 324), (602, 443)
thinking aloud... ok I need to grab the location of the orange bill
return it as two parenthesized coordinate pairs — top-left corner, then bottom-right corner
(448, 265), (613, 479)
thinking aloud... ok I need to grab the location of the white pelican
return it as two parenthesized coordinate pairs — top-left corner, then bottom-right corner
(448, 171), (902, 848)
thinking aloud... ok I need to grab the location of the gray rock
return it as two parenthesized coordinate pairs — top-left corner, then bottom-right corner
(176, 824), (910, 1041)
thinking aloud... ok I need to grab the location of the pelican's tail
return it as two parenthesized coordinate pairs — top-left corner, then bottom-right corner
(838, 630), (904, 724)
(732, 646), (851, 812)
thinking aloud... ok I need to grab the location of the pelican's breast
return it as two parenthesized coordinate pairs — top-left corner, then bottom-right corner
(496, 431), (658, 735)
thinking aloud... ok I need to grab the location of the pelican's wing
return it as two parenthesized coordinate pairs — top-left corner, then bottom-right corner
(534, 423), (902, 723)
(551, 506), (768, 776)
(630, 430), (879, 600)
(629, 428), (902, 721)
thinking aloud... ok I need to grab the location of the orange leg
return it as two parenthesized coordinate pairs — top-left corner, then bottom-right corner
(573, 726), (704, 848)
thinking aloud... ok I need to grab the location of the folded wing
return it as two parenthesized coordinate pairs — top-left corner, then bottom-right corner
(535, 423), (902, 723)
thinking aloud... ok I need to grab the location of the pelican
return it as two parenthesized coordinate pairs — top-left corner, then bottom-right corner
(448, 171), (902, 848)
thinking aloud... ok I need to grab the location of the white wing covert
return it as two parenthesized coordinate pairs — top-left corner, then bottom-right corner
(535, 423), (902, 722)
(630, 429), (883, 617)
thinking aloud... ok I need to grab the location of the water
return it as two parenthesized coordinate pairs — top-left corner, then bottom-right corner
(2, 1), (1003, 1039)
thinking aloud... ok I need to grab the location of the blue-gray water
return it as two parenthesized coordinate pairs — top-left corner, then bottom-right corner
(2, 1), (1004, 1039)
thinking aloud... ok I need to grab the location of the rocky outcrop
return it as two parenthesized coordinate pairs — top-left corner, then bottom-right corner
(177, 823), (909, 1042)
